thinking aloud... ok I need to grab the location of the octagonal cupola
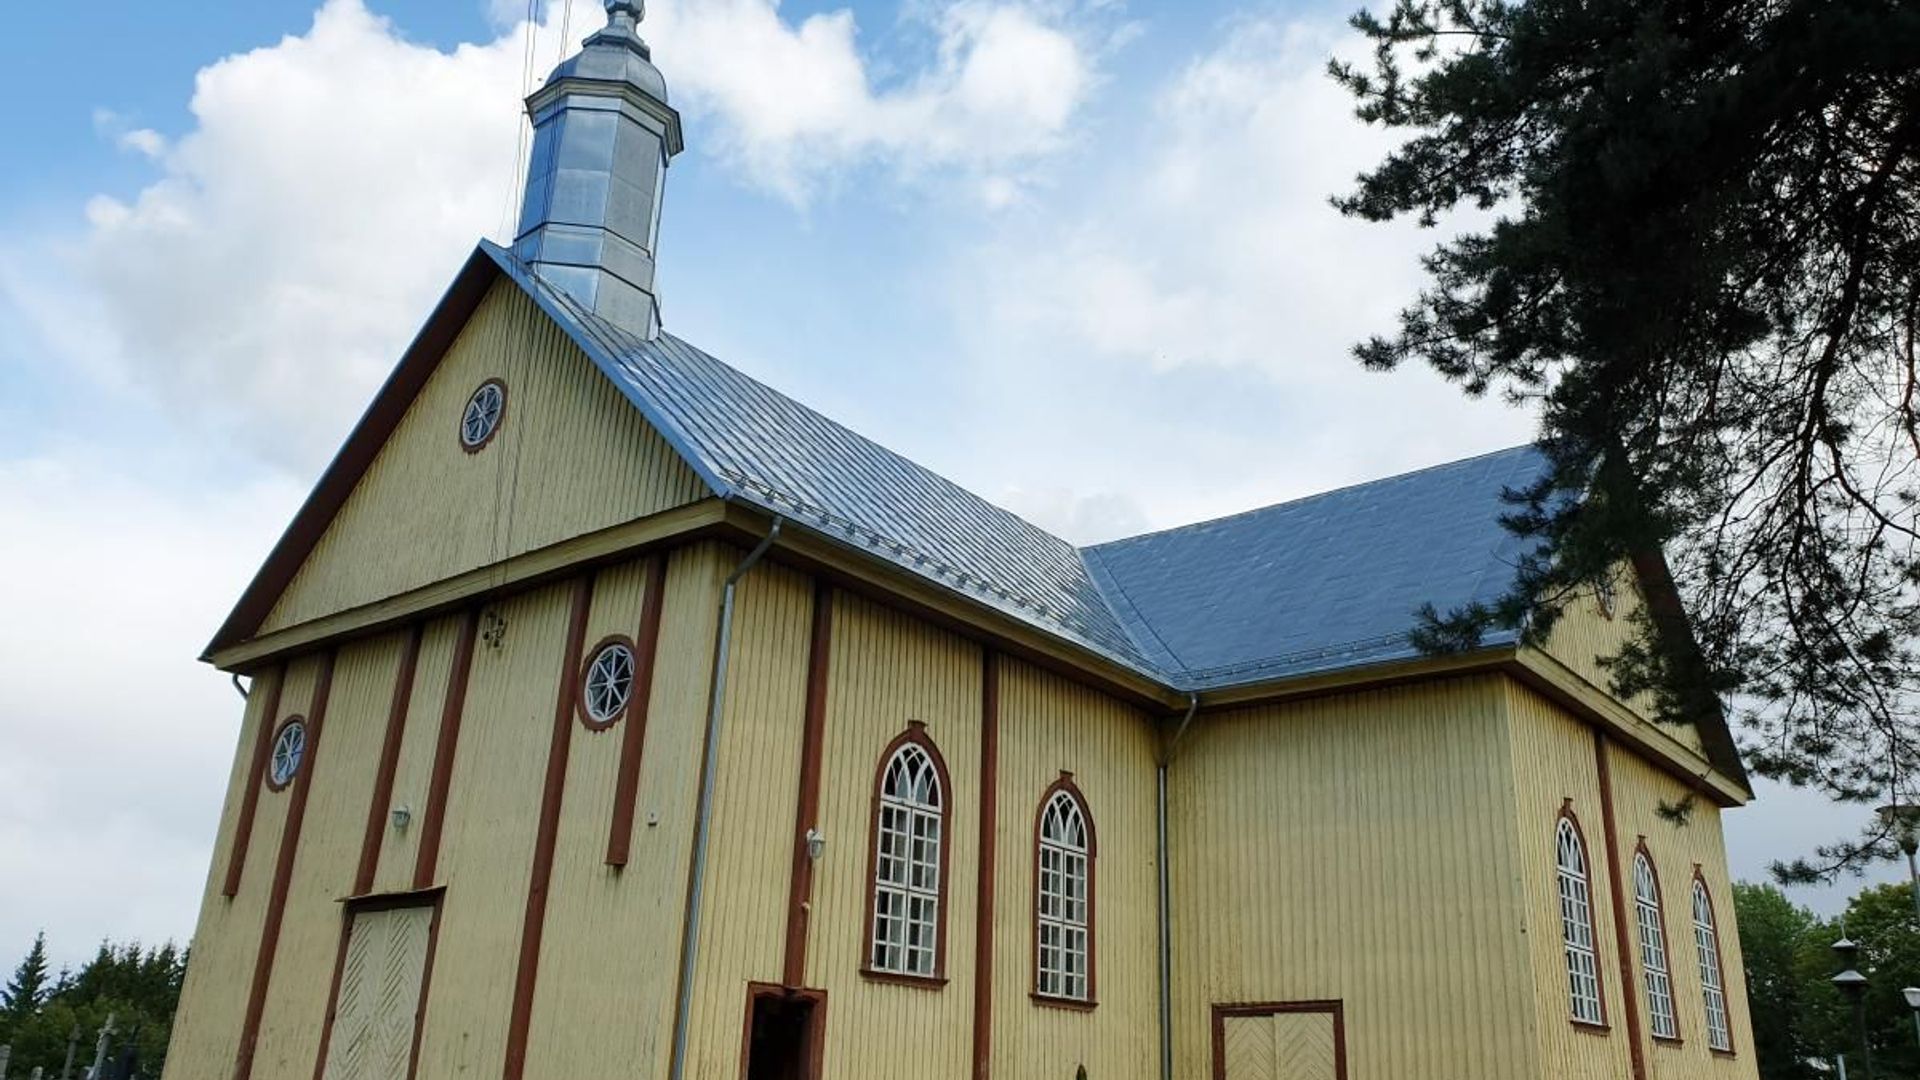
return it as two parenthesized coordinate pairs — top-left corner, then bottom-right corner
(512, 0), (684, 339)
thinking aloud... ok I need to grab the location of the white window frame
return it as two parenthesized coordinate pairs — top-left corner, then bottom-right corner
(1557, 814), (1605, 1025)
(459, 381), (506, 449)
(1632, 852), (1679, 1040)
(1693, 879), (1733, 1051)
(1036, 788), (1092, 1002)
(581, 640), (637, 725)
(870, 739), (943, 979)
(269, 718), (307, 789)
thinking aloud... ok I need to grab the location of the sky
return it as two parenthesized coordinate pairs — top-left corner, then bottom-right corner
(0, 0), (1899, 973)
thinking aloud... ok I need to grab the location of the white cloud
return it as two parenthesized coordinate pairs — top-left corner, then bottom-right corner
(0, 452), (300, 969)
(996, 484), (1151, 544)
(957, 11), (1539, 527)
(21, 0), (1104, 473)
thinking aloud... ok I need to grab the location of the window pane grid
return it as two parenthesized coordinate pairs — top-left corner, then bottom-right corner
(1037, 791), (1090, 1001)
(1694, 883), (1732, 1051)
(871, 742), (942, 979)
(1557, 819), (1604, 1025)
(1633, 855), (1678, 1039)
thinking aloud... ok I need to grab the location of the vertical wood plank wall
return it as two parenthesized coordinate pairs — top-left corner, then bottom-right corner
(250, 635), (406, 1076)
(991, 657), (1160, 1080)
(1504, 683), (1758, 1080)
(1541, 572), (1708, 757)
(1170, 676), (1541, 1080)
(161, 666), (283, 1080)
(798, 590), (985, 1080)
(261, 281), (708, 634)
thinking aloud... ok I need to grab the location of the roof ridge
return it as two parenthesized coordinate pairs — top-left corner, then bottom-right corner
(1083, 443), (1540, 552)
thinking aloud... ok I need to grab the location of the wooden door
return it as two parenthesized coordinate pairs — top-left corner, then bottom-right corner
(321, 903), (436, 1080)
(1213, 1002), (1345, 1080)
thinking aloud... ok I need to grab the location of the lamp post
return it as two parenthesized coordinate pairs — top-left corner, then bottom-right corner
(1833, 936), (1876, 1080)
(1903, 987), (1920, 1055)
(1876, 803), (1920, 923)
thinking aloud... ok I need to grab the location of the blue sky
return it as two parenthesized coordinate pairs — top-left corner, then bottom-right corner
(0, 0), (1894, 969)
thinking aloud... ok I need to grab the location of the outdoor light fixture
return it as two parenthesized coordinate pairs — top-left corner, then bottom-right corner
(805, 828), (826, 861)
(1878, 803), (1920, 922)
(391, 804), (413, 832)
(1832, 936), (1876, 1079)
(1905, 988), (1920, 1053)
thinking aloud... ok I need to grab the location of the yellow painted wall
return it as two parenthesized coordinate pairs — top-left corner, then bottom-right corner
(1544, 565), (1709, 757)
(523, 545), (728, 1079)
(1505, 679), (1640, 1080)
(250, 635), (408, 1077)
(991, 657), (1160, 1080)
(162, 657), (322, 1080)
(1170, 676), (1541, 1080)
(1505, 681), (1758, 1080)
(411, 580), (576, 1076)
(366, 614), (468, 896)
(1605, 736), (1759, 1079)
(800, 590), (985, 1080)
(262, 280), (708, 634)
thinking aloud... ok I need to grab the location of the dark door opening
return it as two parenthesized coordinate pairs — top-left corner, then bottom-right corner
(743, 986), (824, 1080)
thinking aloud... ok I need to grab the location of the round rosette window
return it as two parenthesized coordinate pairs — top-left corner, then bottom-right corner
(459, 380), (507, 451)
(268, 718), (308, 790)
(581, 640), (637, 728)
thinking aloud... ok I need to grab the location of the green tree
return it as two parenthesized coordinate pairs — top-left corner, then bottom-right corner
(0, 936), (186, 1078)
(1336, 0), (1920, 871)
(1, 931), (52, 1024)
(1735, 883), (1821, 1078)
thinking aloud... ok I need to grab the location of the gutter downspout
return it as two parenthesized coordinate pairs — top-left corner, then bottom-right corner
(1157, 693), (1199, 1080)
(668, 516), (783, 1080)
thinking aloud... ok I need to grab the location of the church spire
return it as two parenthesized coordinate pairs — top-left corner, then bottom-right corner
(512, 0), (684, 339)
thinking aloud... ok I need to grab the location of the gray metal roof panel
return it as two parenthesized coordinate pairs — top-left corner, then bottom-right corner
(483, 243), (1543, 693)
(1084, 446), (1546, 688)
(483, 244), (1161, 674)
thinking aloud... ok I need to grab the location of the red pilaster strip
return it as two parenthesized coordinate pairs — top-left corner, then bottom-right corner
(502, 575), (597, 1080)
(413, 611), (480, 890)
(782, 582), (835, 987)
(233, 650), (337, 1080)
(222, 666), (287, 898)
(356, 625), (423, 894)
(972, 651), (1001, 1080)
(1595, 730), (1650, 1080)
(607, 557), (671, 867)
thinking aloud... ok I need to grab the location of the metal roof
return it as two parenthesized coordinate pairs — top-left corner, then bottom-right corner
(487, 243), (1547, 693)
(1084, 446), (1548, 689)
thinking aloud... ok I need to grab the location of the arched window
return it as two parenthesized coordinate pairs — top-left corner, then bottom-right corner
(1692, 876), (1733, 1051)
(1632, 848), (1679, 1040)
(1556, 810), (1605, 1025)
(1035, 777), (1096, 1004)
(866, 724), (949, 982)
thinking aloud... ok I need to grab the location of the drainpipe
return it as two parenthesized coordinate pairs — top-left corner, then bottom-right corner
(1157, 693), (1199, 1080)
(668, 516), (783, 1080)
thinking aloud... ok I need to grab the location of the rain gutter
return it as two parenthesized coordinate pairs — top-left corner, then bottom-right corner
(1157, 692), (1200, 1080)
(668, 514), (783, 1080)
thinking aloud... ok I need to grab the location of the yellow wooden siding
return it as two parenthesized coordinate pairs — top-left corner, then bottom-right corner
(1543, 566), (1708, 757)
(262, 280), (709, 634)
(522, 547), (727, 1079)
(992, 657), (1159, 1079)
(321, 904), (434, 1080)
(796, 590), (982, 1080)
(161, 666), (284, 1080)
(1504, 679), (1644, 1079)
(367, 614), (466, 896)
(411, 581), (574, 1076)
(1604, 740), (1759, 1079)
(1171, 676), (1540, 1080)
(252, 636), (409, 1078)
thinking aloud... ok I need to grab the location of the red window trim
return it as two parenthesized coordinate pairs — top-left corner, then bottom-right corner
(859, 721), (953, 985)
(1557, 800), (1610, 1031)
(575, 633), (640, 731)
(1632, 838), (1684, 1045)
(1031, 772), (1098, 1009)
(457, 377), (508, 454)
(1690, 866), (1737, 1057)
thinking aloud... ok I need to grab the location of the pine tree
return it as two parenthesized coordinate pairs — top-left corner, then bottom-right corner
(2, 931), (52, 1020)
(1335, 0), (1920, 874)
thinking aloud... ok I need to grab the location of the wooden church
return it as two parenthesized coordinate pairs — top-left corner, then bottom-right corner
(162, 4), (1759, 1078)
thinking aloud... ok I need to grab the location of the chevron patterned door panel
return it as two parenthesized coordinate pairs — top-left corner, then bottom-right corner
(1214, 1003), (1345, 1080)
(322, 904), (435, 1080)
